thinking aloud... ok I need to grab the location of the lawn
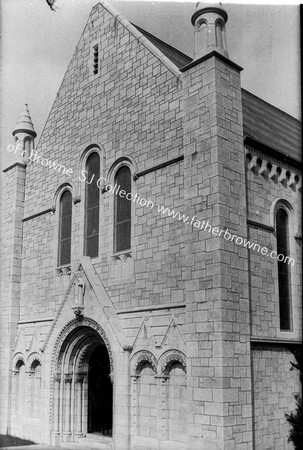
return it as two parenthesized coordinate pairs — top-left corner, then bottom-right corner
(0, 435), (36, 448)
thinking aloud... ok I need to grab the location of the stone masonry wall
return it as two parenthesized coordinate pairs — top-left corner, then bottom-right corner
(0, 164), (26, 434)
(19, 2), (185, 322)
(252, 345), (301, 450)
(182, 56), (252, 449)
(245, 149), (302, 341)
(5, 3), (189, 446)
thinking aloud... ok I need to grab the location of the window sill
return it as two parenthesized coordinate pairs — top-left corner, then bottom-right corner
(56, 265), (71, 275)
(112, 250), (132, 258)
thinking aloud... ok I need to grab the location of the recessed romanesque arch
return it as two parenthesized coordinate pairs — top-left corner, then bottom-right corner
(158, 350), (187, 443)
(159, 349), (187, 375)
(130, 350), (158, 376)
(50, 318), (114, 442)
(51, 317), (114, 374)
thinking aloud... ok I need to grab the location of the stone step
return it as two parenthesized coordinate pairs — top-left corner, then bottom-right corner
(63, 434), (113, 450)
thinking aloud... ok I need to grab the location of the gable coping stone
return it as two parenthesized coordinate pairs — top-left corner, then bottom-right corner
(98, 0), (182, 79)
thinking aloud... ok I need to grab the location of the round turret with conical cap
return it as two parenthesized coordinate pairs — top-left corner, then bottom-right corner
(13, 103), (37, 138)
(12, 104), (36, 164)
(191, 2), (229, 60)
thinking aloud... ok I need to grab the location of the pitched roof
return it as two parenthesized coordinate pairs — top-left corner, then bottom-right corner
(136, 25), (301, 164)
(242, 89), (301, 163)
(134, 25), (192, 69)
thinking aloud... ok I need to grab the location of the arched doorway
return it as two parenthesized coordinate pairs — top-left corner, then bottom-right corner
(52, 322), (114, 443)
(88, 344), (112, 436)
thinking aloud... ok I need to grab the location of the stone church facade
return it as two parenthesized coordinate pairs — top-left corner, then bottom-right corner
(0, 2), (301, 449)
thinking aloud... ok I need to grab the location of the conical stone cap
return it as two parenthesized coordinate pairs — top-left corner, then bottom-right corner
(13, 103), (37, 138)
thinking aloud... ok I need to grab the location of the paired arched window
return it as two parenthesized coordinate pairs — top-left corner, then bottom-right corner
(276, 206), (292, 330)
(58, 190), (72, 266)
(84, 152), (100, 258)
(114, 166), (131, 252)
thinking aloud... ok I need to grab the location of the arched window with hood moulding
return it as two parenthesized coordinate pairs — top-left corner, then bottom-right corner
(58, 190), (72, 267)
(275, 204), (293, 331)
(84, 152), (100, 258)
(114, 165), (131, 253)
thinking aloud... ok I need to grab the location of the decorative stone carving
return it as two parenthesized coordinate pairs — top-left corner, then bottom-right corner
(12, 353), (26, 371)
(130, 374), (141, 383)
(155, 374), (169, 383)
(268, 163), (278, 181)
(75, 372), (86, 384)
(76, 273), (85, 304)
(159, 350), (187, 375)
(27, 352), (42, 370)
(287, 173), (297, 188)
(75, 339), (101, 373)
(258, 159), (269, 176)
(73, 195), (81, 204)
(130, 350), (158, 376)
(52, 317), (114, 374)
(245, 147), (301, 192)
(278, 168), (287, 184)
(53, 372), (62, 383)
(72, 272), (86, 317)
(247, 154), (258, 172)
(64, 373), (73, 384)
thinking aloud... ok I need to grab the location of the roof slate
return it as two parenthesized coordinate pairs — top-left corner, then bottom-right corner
(135, 25), (192, 69)
(242, 89), (301, 162)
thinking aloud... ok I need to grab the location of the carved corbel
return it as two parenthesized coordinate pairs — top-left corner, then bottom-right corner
(268, 163), (278, 181)
(287, 172), (297, 188)
(258, 159), (268, 176)
(247, 155), (258, 171)
(278, 168), (287, 184)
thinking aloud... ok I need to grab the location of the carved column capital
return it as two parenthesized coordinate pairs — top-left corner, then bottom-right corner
(64, 373), (73, 384)
(155, 374), (169, 383)
(54, 372), (62, 383)
(75, 372), (86, 384)
(131, 374), (141, 384)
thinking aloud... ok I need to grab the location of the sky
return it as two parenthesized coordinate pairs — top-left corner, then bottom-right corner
(0, 0), (301, 171)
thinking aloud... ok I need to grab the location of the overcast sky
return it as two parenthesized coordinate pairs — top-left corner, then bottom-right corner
(0, 0), (300, 171)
